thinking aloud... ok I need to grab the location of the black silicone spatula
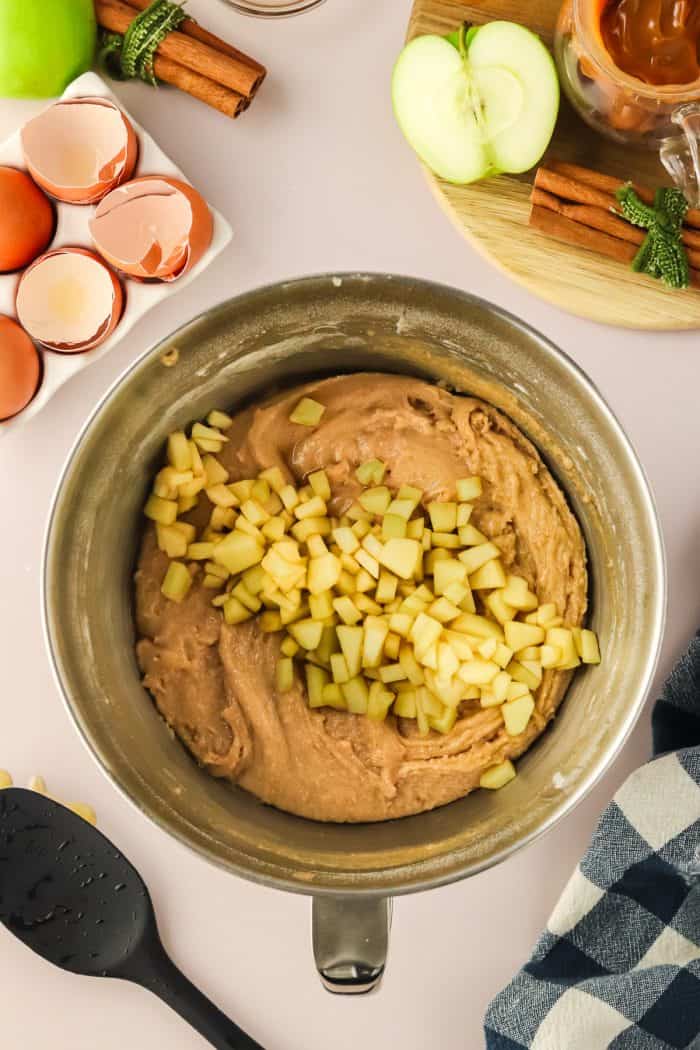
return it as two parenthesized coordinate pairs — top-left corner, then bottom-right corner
(0, 788), (263, 1050)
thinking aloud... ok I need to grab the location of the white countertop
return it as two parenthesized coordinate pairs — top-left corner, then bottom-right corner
(1, 2), (698, 1047)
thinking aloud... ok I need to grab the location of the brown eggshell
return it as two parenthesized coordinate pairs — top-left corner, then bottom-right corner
(0, 315), (41, 420)
(89, 175), (213, 282)
(0, 167), (55, 273)
(20, 97), (138, 205)
(15, 247), (124, 354)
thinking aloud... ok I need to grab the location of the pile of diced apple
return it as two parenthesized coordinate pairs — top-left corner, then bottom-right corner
(143, 397), (600, 792)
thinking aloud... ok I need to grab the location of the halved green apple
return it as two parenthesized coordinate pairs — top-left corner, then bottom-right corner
(392, 21), (559, 184)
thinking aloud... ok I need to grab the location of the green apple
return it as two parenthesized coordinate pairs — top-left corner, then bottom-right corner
(392, 21), (559, 184)
(0, 0), (96, 98)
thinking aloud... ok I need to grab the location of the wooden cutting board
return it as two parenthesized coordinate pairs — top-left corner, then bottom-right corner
(408, 0), (700, 329)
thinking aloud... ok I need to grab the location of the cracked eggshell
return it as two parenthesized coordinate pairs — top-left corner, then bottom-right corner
(89, 175), (214, 281)
(20, 96), (138, 205)
(0, 315), (41, 420)
(15, 247), (124, 353)
(0, 167), (55, 273)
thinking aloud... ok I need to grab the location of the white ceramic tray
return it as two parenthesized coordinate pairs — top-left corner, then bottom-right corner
(0, 71), (233, 435)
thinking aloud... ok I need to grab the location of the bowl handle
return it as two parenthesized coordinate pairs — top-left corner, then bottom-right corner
(312, 896), (391, 995)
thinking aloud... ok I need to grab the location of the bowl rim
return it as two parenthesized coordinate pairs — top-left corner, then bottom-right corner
(41, 271), (667, 897)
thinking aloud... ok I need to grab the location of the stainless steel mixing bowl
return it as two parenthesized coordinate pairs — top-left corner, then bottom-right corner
(43, 274), (666, 992)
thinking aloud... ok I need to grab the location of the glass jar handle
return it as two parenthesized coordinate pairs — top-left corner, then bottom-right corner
(312, 896), (391, 995)
(660, 103), (700, 207)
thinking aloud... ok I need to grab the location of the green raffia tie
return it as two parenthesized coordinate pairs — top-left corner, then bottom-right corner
(615, 184), (690, 290)
(99, 0), (188, 87)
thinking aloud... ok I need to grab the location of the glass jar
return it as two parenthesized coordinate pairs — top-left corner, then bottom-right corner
(554, 0), (700, 203)
(223, 0), (326, 14)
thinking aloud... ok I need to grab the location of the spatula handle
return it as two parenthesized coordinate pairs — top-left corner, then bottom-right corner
(134, 940), (263, 1050)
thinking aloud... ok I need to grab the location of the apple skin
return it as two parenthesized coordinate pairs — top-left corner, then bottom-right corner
(0, 0), (96, 98)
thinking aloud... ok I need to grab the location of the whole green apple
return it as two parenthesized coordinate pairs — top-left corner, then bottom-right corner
(0, 0), (96, 98)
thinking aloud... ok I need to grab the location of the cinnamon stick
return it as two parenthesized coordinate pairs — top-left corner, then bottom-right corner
(531, 186), (700, 263)
(549, 160), (700, 231)
(152, 55), (248, 118)
(124, 0), (266, 81)
(534, 168), (616, 211)
(96, 0), (264, 99)
(529, 204), (700, 289)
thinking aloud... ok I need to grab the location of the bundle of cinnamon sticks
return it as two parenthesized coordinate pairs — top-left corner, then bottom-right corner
(529, 162), (700, 290)
(96, 0), (266, 118)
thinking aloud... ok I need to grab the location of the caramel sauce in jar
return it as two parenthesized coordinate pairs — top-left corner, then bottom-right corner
(600, 0), (700, 85)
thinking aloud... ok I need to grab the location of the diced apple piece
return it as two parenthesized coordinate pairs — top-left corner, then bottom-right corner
(431, 532), (461, 549)
(409, 612), (443, 653)
(459, 542), (501, 575)
(539, 644), (561, 668)
(443, 581), (469, 606)
(320, 683), (346, 709)
(437, 641), (459, 679)
(457, 503), (473, 526)
(433, 558), (467, 595)
(507, 661), (540, 690)
(389, 612), (414, 639)
(575, 628), (601, 665)
(379, 538), (421, 579)
(290, 397), (325, 426)
(367, 681), (395, 721)
(502, 575), (538, 611)
(469, 559), (507, 590)
(330, 653), (351, 683)
(386, 498), (417, 520)
(276, 657), (295, 692)
(255, 466), (285, 494)
(382, 514), (407, 540)
(308, 469), (331, 501)
(241, 499), (270, 526)
(185, 542), (214, 562)
(281, 635), (300, 657)
(406, 517), (424, 539)
(145, 494), (178, 525)
(333, 527), (359, 554)
(341, 676), (369, 714)
(356, 459), (386, 485)
(307, 552), (341, 595)
(223, 596), (253, 625)
(161, 562), (192, 602)
(379, 664), (407, 684)
(356, 550), (380, 579)
(351, 519), (372, 538)
(203, 574), (225, 589)
(442, 631), (474, 661)
(359, 486), (391, 516)
(376, 571), (398, 604)
(532, 602), (556, 625)
(506, 681), (529, 702)
(394, 691), (417, 718)
(458, 660), (499, 685)
(428, 501), (457, 532)
(546, 627), (579, 667)
(337, 625), (363, 677)
(289, 619), (324, 650)
(456, 477), (482, 501)
(260, 611), (283, 632)
(156, 524), (188, 558)
(332, 595), (361, 625)
(292, 517), (331, 542)
(207, 484), (238, 509)
(167, 430), (191, 472)
(503, 693), (535, 736)
(494, 643), (514, 669)
(504, 621), (545, 651)
(518, 645), (541, 662)
(262, 517), (286, 542)
(429, 704), (458, 734)
(451, 612), (504, 641)
(202, 455), (229, 488)
(478, 637), (498, 660)
(192, 422), (228, 445)
(428, 597), (461, 623)
(362, 616), (390, 668)
(172, 521), (197, 543)
(309, 590), (334, 620)
(480, 760), (516, 790)
(306, 664), (331, 707)
(384, 632), (401, 660)
(484, 590), (516, 625)
(315, 625), (340, 664)
(295, 496), (327, 520)
(206, 409), (232, 431)
(457, 524), (488, 547)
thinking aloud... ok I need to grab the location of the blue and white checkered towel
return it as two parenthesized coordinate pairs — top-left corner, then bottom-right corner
(485, 631), (700, 1050)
